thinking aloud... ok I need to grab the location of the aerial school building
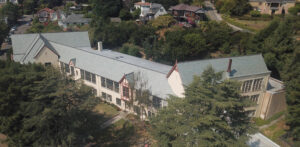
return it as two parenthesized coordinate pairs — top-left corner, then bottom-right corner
(11, 32), (286, 119)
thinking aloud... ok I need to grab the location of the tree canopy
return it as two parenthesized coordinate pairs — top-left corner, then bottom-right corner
(0, 61), (103, 146)
(0, 21), (9, 45)
(0, 2), (20, 26)
(215, 0), (252, 16)
(150, 66), (255, 146)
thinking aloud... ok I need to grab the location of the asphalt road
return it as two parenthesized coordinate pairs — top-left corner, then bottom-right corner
(204, 1), (253, 33)
(14, 15), (33, 34)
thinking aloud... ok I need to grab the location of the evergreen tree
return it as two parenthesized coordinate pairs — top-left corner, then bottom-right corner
(0, 21), (8, 45)
(0, 61), (102, 146)
(282, 45), (300, 143)
(150, 66), (255, 146)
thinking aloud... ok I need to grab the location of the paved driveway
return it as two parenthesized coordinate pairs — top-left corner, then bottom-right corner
(14, 15), (33, 34)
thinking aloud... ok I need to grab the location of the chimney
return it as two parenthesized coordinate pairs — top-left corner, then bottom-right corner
(97, 41), (103, 51)
(227, 59), (232, 73)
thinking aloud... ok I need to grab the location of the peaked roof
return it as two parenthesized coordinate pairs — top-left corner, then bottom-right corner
(38, 8), (55, 13)
(51, 43), (174, 99)
(11, 32), (91, 63)
(177, 54), (271, 86)
(64, 14), (91, 23)
(169, 4), (202, 12)
(135, 1), (151, 6)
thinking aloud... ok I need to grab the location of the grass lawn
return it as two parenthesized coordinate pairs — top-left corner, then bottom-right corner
(222, 15), (271, 32)
(262, 119), (289, 146)
(94, 114), (154, 146)
(253, 111), (286, 126)
(93, 102), (119, 118)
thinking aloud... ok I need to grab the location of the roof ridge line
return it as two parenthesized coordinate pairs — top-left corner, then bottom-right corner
(21, 34), (42, 62)
(11, 31), (89, 36)
(49, 41), (171, 75)
(178, 54), (263, 64)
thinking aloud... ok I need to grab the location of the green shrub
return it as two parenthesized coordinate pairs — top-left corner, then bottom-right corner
(120, 43), (142, 57)
(288, 3), (300, 15)
(250, 10), (261, 17)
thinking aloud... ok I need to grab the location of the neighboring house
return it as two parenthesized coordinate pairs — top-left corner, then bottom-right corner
(60, 14), (91, 28)
(11, 32), (286, 119)
(0, 0), (18, 4)
(37, 8), (66, 23)
(134, 0), (167, 20)
(249, 0), (296, 15)
(168, 4), (206, 24)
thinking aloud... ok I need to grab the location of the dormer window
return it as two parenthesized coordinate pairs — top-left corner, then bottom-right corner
(123, 86), (129, 98)
(71, 66), (74, 76)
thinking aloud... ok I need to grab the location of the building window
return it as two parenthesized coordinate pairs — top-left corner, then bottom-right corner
(250, 94), (259, 103)
(114, 82), (119, 93)
(153, 96), (161, 109)
(107, 94), (112, 102)
(106, 79), (114, 90)
(116, 98), (121, 106)
(102, 92), (107, 100)
(91, 73), (96, 84)
(45, 62), (51, 66)
(101, 77), (106, 87)
(80, 69), (84, 79)
(242, 80), (253, 93)
(92, 88), (97, 95)
(85, 71), (91, 81)
(65, 63), (70, 73)
(60, 62), (64, 71)
(123, 86), (129, 98)
(252, 78), (263, 91)
(71, 66), (74, 76)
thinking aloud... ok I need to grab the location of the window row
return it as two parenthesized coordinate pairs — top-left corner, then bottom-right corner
(241, 78), (263, 93)
(102, 92), (112, 102)
(80, 69), (96, 84)
(153, 96), (162, 109)
(243, 94), (259, 103)
(59, 62), (76, 77)
(101, 77), (119, 93)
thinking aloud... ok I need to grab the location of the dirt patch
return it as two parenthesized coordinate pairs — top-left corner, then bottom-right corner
(262, 119), (290, 147)
(0, 134), (8, 147)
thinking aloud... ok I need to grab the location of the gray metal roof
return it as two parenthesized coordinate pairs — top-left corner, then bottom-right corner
(267, 78), (284, 93)
(11, 32), (174, 99)
(64, 14), (91, 24)
(11, 32), (91, 62)
(177, 54), (271, 86)
(149, 3), (164, 14)
(50, 42), (174, 99)
(247, 133), (280, 147)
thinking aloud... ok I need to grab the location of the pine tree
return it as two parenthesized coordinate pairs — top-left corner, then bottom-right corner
(282, 45), (300, 142)
(150, 66), (255, 146)
(0, 61), (102, 146)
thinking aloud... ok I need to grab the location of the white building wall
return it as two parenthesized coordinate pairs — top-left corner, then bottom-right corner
(167, 70), (185, 97)
(232, 73), (270, 117)
(154, 7), (167, 18)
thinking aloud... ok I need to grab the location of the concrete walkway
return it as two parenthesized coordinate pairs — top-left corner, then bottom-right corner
(259, 115), (285, 130)
(101, 111), (128, 129)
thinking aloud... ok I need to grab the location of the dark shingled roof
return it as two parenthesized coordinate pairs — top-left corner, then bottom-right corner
(169, 4), (202, 12)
